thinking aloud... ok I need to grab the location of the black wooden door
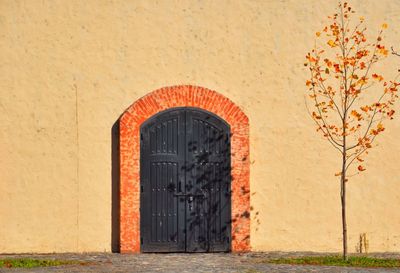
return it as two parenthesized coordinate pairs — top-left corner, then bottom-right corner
(140, 107), (231, 252)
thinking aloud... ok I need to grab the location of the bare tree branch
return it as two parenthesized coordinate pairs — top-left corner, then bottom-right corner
(309, 68), (345, 148)
(392, 46), (400, 57)
(305, 96), (344, 154)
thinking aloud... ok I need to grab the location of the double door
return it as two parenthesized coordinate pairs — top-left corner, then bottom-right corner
(140, 107), (231, 252)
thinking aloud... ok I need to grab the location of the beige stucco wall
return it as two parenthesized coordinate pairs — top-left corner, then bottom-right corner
(1, 0), (400, 253)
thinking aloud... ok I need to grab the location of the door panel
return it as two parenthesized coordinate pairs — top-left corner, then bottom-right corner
(140, 109), (186, 252)
(185, 109), (231, 252)
(140, 107), (231, 252)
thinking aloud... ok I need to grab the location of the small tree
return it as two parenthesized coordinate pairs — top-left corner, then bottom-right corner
(305, 2), (400, 260)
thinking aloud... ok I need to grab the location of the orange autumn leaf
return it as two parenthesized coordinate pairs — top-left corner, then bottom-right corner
(372, 73), (384, 81)
(387, 109), (395, 118)
(357, 77), (368, 86)
(371, 123), (385, 136)
(360, 106), (370, 112)
(351, 110), (362, 121)
(327, 40), (336, 47)
(324, 58), (333, 67)
(312, 112), (322, 119)
(358, 165), (366, 171)
(308, 56), (317, 62)
(382, 23), (388, 29)
(377, 45), (389, 56)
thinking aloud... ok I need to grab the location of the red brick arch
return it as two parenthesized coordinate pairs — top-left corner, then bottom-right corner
(119, 85), (250, 253)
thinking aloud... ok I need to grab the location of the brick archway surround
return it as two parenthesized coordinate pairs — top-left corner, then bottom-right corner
(119, 85), (250, 253)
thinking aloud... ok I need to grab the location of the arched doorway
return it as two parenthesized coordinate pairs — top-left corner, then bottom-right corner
(140, 107), (231, 252)
(119, 85), (250, 253)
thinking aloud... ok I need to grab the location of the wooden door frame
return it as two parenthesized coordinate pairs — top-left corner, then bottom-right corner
(119, 85), (250, 253)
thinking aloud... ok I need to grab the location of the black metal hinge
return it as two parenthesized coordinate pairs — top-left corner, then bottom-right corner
(141, 237), (143, 245)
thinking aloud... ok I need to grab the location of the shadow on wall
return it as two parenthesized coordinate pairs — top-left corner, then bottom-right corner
(111, 120), (120, 253)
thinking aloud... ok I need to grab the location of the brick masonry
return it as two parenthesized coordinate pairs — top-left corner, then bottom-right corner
(119, 85), (250, 253)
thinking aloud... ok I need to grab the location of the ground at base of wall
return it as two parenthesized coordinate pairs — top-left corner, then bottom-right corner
(1, 252), (400, 273)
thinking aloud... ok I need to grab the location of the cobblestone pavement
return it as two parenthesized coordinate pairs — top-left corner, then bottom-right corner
(1, 252), (399, 273)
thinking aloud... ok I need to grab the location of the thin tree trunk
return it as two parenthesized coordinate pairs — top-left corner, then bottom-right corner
(341, 145), (348, 260)
(341, 172), (347, 260)
(341, 91), (348, 261)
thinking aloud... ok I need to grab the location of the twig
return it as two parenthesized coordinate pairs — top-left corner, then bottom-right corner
(392, 46), (400, 57)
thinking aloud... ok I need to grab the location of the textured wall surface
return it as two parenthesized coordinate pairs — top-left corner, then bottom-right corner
(0, 0), (400, 253)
